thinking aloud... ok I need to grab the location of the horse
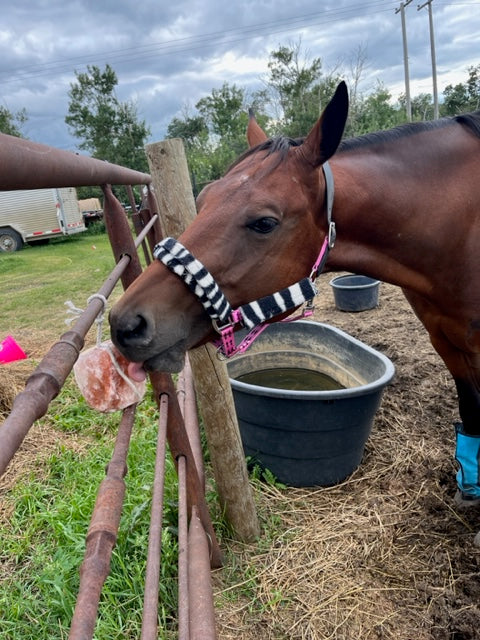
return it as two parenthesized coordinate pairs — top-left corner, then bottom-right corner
(109, 82), (480, 537)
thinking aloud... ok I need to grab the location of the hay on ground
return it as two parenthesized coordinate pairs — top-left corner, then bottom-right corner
(212, 278), (480, 640)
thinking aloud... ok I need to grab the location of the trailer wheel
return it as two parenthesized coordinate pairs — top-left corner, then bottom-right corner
(0, 227), (23, 252)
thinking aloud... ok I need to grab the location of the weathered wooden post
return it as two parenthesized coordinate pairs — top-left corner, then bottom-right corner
(145, 138), (260, 542)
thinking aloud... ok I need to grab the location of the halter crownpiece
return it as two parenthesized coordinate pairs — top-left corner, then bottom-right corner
(153, 161), (335, 358)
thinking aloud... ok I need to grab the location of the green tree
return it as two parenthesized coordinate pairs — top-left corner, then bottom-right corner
(265, 42), (345, 138)
(196, 82), (249, 154)
(0, 105), (27, 137)
(411, 93), (434, 121)
(442, 64), (480, 115)
(65, 64), (151, 172)
(395, 92), (434, 122)
(351, 82), (403, 135)
(266, 42), (323, 137)
(167, 114), (208, 149)
(167, 113), (213, 195)
(167, 83), (270, 193)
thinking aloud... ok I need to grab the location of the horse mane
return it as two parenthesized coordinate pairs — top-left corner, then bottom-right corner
(455, 111), (480, 137)
(339, 110), (480, 152)
(226, 110), (480, 173)
(226, 136), (303, 174)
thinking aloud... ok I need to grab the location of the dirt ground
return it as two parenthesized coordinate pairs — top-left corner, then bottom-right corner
(212, 275), (480, 639)
(1, 276), (480, 639)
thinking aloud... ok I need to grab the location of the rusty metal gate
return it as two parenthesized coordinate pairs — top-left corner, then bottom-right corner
(0, 133), (222, 639)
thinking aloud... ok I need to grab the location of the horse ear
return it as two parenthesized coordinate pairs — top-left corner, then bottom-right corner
(298, 81), (349, 167)
(247, 108), (268, 147)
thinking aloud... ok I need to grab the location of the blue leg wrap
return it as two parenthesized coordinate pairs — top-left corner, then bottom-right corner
(455, 422), (480, 499)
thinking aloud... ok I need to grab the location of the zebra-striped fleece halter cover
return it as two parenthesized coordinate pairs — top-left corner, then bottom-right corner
(153, 236), (317, 331)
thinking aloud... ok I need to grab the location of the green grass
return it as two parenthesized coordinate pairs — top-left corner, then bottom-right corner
(0, 232), (121, 335)
(0, 232), (187, 638)
(0, 387), (181, 639)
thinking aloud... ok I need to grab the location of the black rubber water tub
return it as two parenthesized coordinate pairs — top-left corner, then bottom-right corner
(227, 321), (395, 487)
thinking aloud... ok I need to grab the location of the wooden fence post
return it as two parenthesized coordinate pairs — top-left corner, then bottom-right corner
(145, 139), (260, 542)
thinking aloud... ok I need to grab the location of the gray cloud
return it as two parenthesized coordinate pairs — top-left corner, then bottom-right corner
(0, 0), (478, 150)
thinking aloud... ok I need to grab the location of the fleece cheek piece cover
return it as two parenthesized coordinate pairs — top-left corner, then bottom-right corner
(455, 422), (480, 498)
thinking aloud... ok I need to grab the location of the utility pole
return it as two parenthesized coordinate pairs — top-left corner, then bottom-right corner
(395, 1), (413, 121)
(418, 0), (439, 119)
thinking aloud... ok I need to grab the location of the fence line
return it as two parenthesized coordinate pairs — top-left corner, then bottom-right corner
(0, 135), (224, 638)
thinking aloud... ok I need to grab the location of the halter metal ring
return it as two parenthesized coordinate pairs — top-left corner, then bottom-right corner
(328, 221), (336, 249)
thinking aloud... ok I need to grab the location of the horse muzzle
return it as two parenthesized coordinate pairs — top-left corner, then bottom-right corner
(109, 298), (211, 374)
(109, 311), (187, 374)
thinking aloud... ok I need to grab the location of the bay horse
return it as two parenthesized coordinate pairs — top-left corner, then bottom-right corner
(110, 82), (480, 536)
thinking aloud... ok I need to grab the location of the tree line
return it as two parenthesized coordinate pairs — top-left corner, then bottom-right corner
(2, 42), (479, 199)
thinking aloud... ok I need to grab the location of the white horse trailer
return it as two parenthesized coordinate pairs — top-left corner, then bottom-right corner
(0, 187), (86, 252)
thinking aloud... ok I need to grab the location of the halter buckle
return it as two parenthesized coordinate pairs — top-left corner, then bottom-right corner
(212, 307), (243, 335)
(212, 311), (244, 358)
(212, 318), (233, 334)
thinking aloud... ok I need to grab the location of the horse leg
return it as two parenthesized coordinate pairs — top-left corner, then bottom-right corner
(423, 322), (480, 546)
(424, 342), (480, 511)
(403, 290), (480, 536)
(449, 371), (480, 517)
(451, 374), (480, 546)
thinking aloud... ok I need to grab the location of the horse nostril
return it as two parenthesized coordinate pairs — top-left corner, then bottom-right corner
(115, 314), (149, 348)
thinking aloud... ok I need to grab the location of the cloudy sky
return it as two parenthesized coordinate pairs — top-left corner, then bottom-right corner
(1, 0), (478, 152)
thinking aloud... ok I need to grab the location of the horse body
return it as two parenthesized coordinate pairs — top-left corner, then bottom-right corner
(110, 83), (480, 442)
(328, 125), (480, 434)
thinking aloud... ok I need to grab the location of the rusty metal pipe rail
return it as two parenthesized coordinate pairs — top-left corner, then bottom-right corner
(177, 454), (190, 640)
(0, 132), (151, 190)
(0, 214), (158, 478)
(69, 404), (137, 640)
(173, 361), (220, 640)
(140, 394), (169, 639)
(188, 505), (217, 639)
(150, 372), (223, 571)
(177, 356), (205, 490)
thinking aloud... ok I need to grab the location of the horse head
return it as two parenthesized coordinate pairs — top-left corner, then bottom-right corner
(109, 82), (349, 376)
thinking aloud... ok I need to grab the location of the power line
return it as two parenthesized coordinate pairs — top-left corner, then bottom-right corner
(0, 2), (400, 86)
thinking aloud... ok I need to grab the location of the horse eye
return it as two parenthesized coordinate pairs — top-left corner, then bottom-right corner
(247, 217), (279, 234)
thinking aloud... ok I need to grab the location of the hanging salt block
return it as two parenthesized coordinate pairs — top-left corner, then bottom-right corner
(74, 340), (146, 412)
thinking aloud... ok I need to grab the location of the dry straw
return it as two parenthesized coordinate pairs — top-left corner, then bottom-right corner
(212, 280), (480, 639)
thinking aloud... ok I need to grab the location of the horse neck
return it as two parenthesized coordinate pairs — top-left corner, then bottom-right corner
(326, 152), (434, 293)
(325, 120), (480, 293)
